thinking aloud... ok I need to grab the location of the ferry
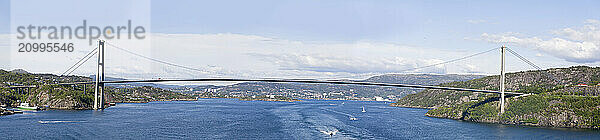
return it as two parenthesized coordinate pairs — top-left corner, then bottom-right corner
(17, 102), (40, 110)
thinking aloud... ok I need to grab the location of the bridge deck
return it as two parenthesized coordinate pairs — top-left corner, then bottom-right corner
(7, 85), (37, 88)
(57, 78), (524, 95)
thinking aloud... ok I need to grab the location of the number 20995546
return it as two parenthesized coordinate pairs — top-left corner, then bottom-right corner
(18, 43), (74, 52)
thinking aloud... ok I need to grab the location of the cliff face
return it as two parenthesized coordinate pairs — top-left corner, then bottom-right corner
(28, 86), (92, 109)
(393, 66), (600, 129)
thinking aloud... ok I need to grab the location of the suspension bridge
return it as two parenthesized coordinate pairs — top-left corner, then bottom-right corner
(12, 39), (554, 115)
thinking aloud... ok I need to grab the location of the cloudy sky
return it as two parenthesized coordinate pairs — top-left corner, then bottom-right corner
(1, 0), (600, 82)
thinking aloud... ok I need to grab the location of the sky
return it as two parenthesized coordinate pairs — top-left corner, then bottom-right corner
(1, 0), (600, 83)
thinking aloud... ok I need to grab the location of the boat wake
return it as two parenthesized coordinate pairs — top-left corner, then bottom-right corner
(38, 120), (85, 124)
(324, 108), (358, 121)
(318, 126), (339, 137)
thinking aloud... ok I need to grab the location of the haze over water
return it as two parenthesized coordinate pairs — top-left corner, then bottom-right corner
(1, 99), (598, 139)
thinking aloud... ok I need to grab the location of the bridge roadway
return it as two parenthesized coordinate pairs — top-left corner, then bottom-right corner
(54, 78), (526, 95)
(7, 85), (37, 88)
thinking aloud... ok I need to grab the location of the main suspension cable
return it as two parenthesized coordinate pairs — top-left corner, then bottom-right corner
(506, 48), (562, 84)
(61, 47), (99, 76)
(104, 42), (227, 77)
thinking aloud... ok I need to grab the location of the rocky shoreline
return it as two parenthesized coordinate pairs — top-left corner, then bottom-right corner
(0, 108), (23, 116)
(238, 98), (300, 102)
(199, 96), (300, 102)
(395, 94), (600, 129)
(389, 103), (434, 109)
(424, 110), (597, 129)
(113, 98), (198, 103)
(0, 98), (200, 116)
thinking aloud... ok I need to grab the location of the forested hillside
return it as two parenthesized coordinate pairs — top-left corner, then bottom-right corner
(392, 66), (600, 129)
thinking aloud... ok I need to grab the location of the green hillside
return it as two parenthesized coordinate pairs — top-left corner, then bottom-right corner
(0, 69), (195, 109)
(392, 66), (600, 129)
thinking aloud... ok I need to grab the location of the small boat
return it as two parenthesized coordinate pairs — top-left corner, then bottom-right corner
(17, 102), (39, 110)
(362, 106), (366, 112)
(320, 129), (338, 137)
(349, 116), (358, 120)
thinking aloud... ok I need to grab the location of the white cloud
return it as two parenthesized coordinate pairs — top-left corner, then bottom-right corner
(0, 34), (9, 69)
(149, 33), (483, 79)
(467, 19), (487, 24)
(3, 33), (496, 80)
(535, 53), (543, 57)
(481, 19), (600, 63)
(0, 34), (9, 45)
(248, 53), (445, 74)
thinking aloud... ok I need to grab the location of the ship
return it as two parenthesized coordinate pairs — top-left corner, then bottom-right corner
(17, 102), (40, 110)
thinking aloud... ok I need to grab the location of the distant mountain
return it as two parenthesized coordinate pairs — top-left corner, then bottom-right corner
(196, 74), (484, 100)
(10, 69), (30, 74)
(363, 74), (483, 85)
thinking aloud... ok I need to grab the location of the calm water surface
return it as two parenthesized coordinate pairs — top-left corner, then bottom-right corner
(1, 99), (599, 139)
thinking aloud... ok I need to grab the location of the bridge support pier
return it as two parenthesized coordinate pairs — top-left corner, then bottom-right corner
(94, 40), (105, 110)
(500, 46), (506, 114)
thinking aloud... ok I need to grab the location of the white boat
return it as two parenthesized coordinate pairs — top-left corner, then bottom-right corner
(17, 102), (39, 110)
(349, 116), (358, 120)
(320, 129), (339, 137)
(362, 106), (366, 112)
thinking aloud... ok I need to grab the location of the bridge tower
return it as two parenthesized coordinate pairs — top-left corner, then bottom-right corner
(94, 40), (105, 110)
(500, 45), (506, 114)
